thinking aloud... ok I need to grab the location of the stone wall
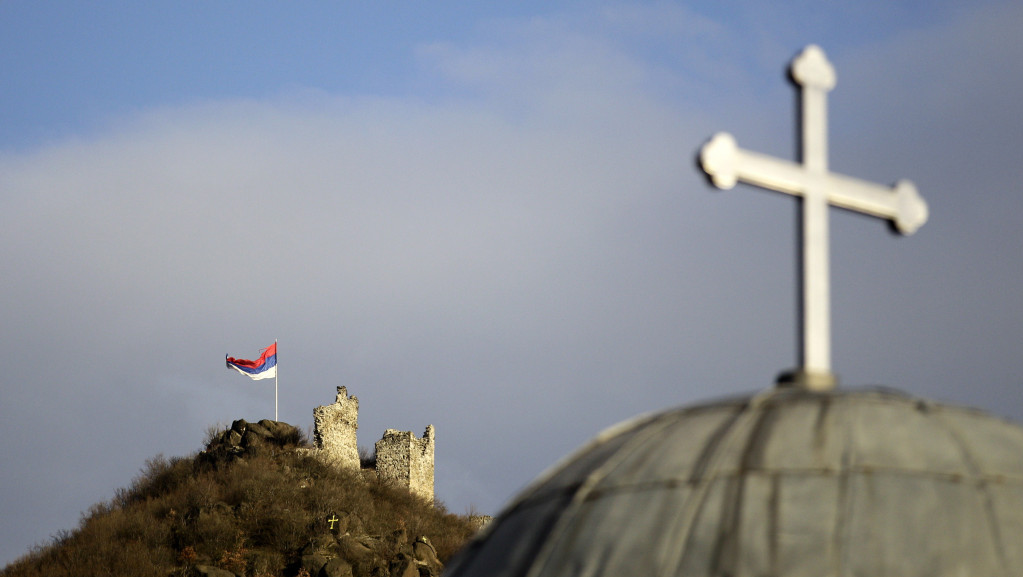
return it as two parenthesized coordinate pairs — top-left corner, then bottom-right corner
(311, 386), (436, 503)
(409, 425), (435, 503)
(468, 515), (494, 533)
(312, 386), (360, 471)
(375, 425), (435, 502)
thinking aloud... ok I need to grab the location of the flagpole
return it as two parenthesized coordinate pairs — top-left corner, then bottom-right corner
(274, 339), (279, 422)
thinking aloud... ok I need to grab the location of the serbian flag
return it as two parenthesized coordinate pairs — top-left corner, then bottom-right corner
(226, 342), (277, 380)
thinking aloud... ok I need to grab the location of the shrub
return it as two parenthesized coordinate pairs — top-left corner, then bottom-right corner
(0, 419), (478, 577)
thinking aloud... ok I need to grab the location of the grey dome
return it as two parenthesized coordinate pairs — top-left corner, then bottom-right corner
(445, 387), (1023, 577)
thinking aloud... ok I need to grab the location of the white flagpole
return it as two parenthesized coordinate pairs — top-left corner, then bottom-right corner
(274, 339), (279, 422)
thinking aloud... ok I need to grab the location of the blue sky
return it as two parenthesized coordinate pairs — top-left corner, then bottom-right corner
(2, 0), (1023, 566)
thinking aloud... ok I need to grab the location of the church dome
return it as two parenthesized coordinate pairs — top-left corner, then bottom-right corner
(445, 387), (1023, 577)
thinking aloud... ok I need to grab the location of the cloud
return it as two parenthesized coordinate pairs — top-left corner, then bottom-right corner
(4, 1), (1023, 566)
(0, 18), (721, 560)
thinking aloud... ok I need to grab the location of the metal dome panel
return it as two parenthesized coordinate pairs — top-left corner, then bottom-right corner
(445, 388), (1023, 577)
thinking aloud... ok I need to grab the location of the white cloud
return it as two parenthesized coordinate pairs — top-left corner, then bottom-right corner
(4, 1), (1023, 566)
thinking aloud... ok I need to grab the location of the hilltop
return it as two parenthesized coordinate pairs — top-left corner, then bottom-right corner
(1, 419), (479, 577)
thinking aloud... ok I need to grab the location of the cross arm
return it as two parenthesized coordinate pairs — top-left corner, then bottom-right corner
(700, 132), (928, 235)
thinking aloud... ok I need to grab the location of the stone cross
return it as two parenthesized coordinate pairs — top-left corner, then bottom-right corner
(327, 513), (340, 530)
(699, 45), (928, 390)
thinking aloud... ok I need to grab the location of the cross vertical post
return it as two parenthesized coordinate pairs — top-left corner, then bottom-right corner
(793, 46), (837, 388)
(698, 45), (928, 391)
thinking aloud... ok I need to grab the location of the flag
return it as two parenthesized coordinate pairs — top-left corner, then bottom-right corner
(226, 342), (277, 380)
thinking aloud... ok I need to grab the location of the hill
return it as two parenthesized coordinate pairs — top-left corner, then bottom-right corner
(1, 419), (478, 577)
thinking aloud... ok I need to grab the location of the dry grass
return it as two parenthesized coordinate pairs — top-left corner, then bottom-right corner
(2, 423), (477, 577)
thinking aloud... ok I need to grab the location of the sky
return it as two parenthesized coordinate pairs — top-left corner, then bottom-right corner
(2, 0), (1023, 566)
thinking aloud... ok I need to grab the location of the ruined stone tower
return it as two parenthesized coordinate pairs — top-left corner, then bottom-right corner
(311, 386), (435, 503)
(311, 386), (360, 471)
(375, 426), (435, 502)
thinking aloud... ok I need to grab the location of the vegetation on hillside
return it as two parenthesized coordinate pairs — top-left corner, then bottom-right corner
(2, 420), (478, 577)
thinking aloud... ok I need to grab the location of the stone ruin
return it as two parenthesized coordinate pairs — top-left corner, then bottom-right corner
(312, 386), (435, 503)
(375, 426), (435, 502)
(311, 386), (361, 471)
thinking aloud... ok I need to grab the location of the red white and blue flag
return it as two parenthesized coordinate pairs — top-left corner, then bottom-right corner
(226, 342), (277, 380)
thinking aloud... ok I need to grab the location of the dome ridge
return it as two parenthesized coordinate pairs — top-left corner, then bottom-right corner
(447, 386), (1023, 577)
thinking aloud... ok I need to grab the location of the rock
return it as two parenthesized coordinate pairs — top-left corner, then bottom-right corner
(327, 512), (358, 535)
(344, 513), (365, 536)
(193, 565), (237, 577)
(245, 421), (273, 439)
(412, 536), (441, 572)
(257, 418), (280, 433)
(387, 526), (410, 555)
(389, 553), (419, 577)
(346, 556), (389, 577)
(300, 539), (321, 557)
(310, 533), (340, 557)
(337, 534), (374, 563)
(300, 553), (328, 576)
(204, 418), (305, 460)
(321, 557), (355, 577)
(241, 431), (265, 449)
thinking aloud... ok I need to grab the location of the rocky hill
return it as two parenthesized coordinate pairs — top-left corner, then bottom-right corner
(1, 419), (478, 577)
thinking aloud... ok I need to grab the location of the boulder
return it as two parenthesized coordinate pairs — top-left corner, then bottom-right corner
(387, 526), (411, 556)
(321, 557), (355, 577)
(389, 553), (419, 577)
(193, 565), (237, 577)
(257, 418), (281, 432)
(300, 553), (328, 576)
(412, 536), (441, 572)
(245, 421), (273, 439)
(337, 534), (374, 563)
(204, 418), (303, 459)
(327, 512), (358, 536)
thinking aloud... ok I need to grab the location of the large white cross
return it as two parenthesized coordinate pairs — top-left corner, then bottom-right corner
(699, 45), (928, 390)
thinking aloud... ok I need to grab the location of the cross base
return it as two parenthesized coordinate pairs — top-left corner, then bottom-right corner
(776, 368), (838, 391)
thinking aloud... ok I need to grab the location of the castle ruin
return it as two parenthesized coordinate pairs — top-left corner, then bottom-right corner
(375, 426), (435, 502)
(312, 386), (360, 471)
(312, 386), (435, 503)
